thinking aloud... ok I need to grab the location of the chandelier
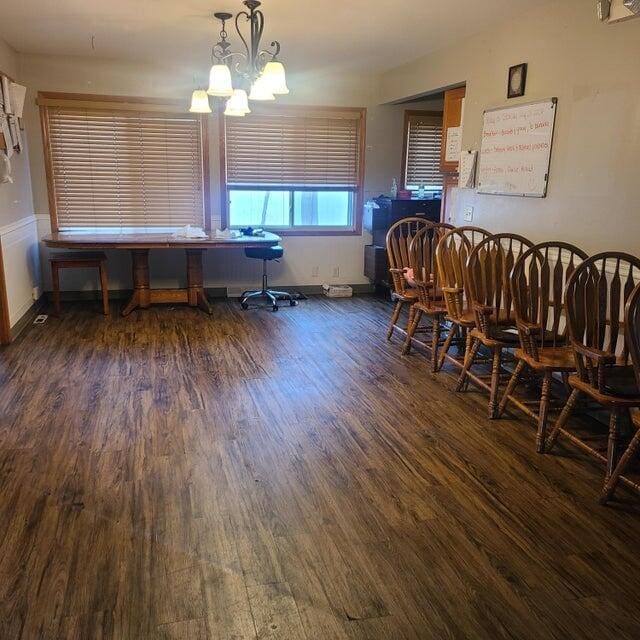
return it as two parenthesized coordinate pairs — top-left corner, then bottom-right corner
(190, 1), (289, 117)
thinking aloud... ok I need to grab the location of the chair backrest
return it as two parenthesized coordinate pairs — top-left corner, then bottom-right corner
(435, 226), (491, 322)
(565, 252), (640, 393)
(386, 217), (431, 296)
(408, 223), (454, 307)
(625, 283), (640, 389)
(511, 242), (589, 358)
(467, 233), (534, 336)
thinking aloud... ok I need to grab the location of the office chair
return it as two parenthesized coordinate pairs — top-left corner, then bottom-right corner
(240, 246), (297, 312)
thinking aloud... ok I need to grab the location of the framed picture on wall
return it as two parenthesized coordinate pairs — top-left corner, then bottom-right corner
(507, 63), (527, 99)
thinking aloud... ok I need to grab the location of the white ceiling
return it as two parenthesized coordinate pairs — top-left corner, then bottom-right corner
(1, 0), (534, 74)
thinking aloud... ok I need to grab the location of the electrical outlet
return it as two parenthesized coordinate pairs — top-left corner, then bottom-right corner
(311, 266), (319, 277)
(464, 206), (474, 222)
(332, 267), (340, 278)
(32, 286), (41, 301)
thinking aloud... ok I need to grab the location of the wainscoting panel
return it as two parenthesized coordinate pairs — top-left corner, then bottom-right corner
(0, 215), (40, 328)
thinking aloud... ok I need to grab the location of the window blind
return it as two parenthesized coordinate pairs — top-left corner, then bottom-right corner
(225, 109), (363, 188)
(404, 114), (443, 189)
(44, 106), (205, 229)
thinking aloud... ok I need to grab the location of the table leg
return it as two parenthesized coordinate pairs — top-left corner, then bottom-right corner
(122, 249), (151, 316)
(186, 249), (212, 314)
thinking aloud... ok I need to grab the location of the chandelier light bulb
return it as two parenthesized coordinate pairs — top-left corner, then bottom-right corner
(189, 90), (212, 113)
(249, 75), (276, 101)
(207, 64), (234, 97)
(224, 89), (251, 116)
(261, 61), (289, 95)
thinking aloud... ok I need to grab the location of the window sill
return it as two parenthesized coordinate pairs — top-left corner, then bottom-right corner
(229, 227), (362, 237)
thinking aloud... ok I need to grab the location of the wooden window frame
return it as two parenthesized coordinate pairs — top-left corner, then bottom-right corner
(38, 92), (211, 233)
(401, 109), (444, 191)
(219, 104), (366, 237)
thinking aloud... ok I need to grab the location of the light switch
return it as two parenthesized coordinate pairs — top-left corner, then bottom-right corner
(464, 206), (474, 222)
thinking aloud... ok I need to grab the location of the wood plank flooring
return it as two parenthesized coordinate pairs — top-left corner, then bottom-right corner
(1, 295), (640, 639)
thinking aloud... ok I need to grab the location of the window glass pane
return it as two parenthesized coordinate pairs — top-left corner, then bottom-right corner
(293, 191), (352, 227)
(228, 190), (290, 227)
(404, 117), (444, 192)
(405, 185), (443, 193)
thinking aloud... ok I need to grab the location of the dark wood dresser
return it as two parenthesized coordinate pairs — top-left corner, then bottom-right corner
(363, 196), (442, 286)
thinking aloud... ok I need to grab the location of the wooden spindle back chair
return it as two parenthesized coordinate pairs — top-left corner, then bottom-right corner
(467, 233), (535, 336)
(600, 283), (640, 503)
(385, 217), (431, 342)
(627, 283), (640, 390)
(500, 242), (588, 451)
(434, 226), (491, 371)
(546, 253), (640, 503)
(402, 223), (453, 369)
(408, 223), (454, 309)
(462, 233), (535, 418)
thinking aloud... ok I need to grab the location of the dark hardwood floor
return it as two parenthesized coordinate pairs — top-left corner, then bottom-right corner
(1, 295), (639, 639)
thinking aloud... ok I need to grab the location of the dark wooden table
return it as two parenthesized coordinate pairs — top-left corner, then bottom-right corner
(42, 231), (281, 316)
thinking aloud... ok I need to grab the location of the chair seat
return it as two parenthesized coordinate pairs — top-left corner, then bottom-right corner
(489, 326), (522, 344)
(392, 289), (418, 302)
(568, 367), (640, 406)
(445, 311), (475, 327)
(514, 345), (576, 371)
(414, 301), (447, 316)
(244, 245), (284, 261)
(50, 251), (107, 263)
(472, 326), (521, 346)
(602, 366), (640, 399)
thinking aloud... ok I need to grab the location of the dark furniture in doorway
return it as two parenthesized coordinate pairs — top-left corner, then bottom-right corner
(363, 196), (442, 287)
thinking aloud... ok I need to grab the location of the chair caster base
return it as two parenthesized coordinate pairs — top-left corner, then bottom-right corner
(240, 288), (296, 311)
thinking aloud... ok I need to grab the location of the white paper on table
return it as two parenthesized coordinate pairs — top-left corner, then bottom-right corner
(9, 83), (26, 119)
(173, 224), (208, 239)
(445, 126), (462, 163)
(214, 228), (241, 239)
(458, 150), (477, 189)
(1, 76), (12, 115)
(0, 115), (13, 158)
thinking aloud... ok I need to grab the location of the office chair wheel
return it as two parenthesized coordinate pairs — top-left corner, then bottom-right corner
(272, 304), (279, 312)
(241, 301), (248, 310)
(289, 299), (297, 306)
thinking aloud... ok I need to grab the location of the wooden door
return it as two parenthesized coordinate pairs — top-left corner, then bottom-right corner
(440, 86), (466, 174)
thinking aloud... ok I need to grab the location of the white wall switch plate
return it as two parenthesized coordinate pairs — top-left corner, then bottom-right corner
(311, 266), (319, 278)
(332, 267), (340, 278)
(464, 206), (474, 222)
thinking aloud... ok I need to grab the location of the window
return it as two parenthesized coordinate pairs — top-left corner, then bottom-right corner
(39, 93), (209, 231)
(222, 106), (365, 234)
(402, 111), (444, 193)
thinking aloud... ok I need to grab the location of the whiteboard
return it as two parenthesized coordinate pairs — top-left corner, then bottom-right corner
(477, 98), (557, 198)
